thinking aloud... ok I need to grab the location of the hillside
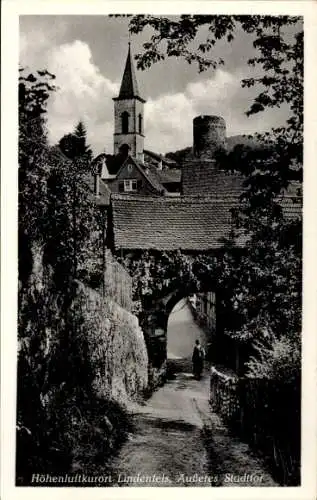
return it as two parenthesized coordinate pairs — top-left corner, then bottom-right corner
(164, 134), (263, 166)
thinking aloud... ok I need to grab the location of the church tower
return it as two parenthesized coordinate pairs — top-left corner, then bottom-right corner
(113, 44), (146, 162)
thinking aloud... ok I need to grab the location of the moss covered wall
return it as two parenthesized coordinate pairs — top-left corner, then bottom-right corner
(72, 281), (148, 404)
(18, 244), (148, 411)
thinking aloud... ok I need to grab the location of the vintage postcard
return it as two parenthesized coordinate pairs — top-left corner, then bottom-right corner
(1, 1), (317, 500)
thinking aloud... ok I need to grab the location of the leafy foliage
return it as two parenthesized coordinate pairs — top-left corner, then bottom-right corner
(19, 68), (104, 288)
(59, 121), (93, 161)
(17, 68), (109, 483)
(246, 332), (301, 382)
(127, 15), (302, 374)
(129, 16), (301, 85)
(19, 68), (56, 242)
(44, 148), (103, 288)
(122, 250), (199, 302)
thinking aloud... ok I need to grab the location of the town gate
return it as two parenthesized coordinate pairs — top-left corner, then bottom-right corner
(106, 193), (244, 383)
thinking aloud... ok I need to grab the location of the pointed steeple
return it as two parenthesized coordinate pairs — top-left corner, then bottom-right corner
(118, 43), (142, 99)
(113, 43), (146, 160)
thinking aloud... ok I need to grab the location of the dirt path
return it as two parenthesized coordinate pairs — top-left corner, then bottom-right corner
(109, 302), (277, 487)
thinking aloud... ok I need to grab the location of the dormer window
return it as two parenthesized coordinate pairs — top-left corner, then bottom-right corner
(121, 112), (129, 134)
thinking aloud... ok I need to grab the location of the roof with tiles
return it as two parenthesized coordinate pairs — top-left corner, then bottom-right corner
(111, 194), (238, 251)
(86, 176), (112, 206)
(181, 161), (302, 202)
(182, 161), (244, 196)
(143, 163), (166, 193)
(96, 179), (112, 206)
(144, 149), (179, 167)
(110, 193), (301, 251)
(157, 169), (182, 184)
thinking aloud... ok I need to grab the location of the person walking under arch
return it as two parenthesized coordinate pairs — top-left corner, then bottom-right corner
(192, 339), (205, 380)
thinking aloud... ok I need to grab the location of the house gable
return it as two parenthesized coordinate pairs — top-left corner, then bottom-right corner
(117, 158), (141, 182)
(106, 156), (163, 195)
(115, 158), (144, 193)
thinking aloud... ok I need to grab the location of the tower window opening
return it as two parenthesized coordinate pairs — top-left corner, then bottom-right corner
(138, 113), (143, 134)
(121, 112), (129, 134)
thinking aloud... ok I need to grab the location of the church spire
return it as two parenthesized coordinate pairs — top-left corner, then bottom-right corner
(113, 43), (146, 161)
(118, 43), (141, 100)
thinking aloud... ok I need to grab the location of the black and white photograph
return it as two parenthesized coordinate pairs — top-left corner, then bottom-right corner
(2, 2), (317, 498)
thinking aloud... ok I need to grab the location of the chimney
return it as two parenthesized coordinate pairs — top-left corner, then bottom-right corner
(137, 151), (144, 164)
(94, 172), (100, 197)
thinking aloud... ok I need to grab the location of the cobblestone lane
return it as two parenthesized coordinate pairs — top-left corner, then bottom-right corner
(110, 301), (277, 487)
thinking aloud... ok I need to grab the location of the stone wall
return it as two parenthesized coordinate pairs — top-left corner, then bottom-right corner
(72, 281), (148, 404)
(103, 249), (133, 311)
(18, 244), (148, 409)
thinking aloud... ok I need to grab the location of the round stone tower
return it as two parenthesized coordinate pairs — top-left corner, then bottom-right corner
(193, 115), (226, 158)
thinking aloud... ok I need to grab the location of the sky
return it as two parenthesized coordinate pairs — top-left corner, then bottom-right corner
(20, 15), (295, 156)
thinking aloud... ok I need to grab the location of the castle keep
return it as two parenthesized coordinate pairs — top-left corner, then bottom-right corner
(193, 115), (226, 158)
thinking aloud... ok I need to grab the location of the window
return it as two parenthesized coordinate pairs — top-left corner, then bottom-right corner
(121, 112), (129, 134)
(118, 179), (140, 192)
(123, 179), (137, 192)
(138, 113), (143, 134)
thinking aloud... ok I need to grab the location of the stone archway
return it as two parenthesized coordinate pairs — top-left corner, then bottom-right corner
(115, 249), (241, 385)
(139, 285), (218, 382)
(167, 297), (207, 362)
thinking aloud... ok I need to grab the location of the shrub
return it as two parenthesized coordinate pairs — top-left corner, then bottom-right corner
(245, 332), (301, 383)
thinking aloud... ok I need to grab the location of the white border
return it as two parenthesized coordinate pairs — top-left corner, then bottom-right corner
(2, 1), (317, 500)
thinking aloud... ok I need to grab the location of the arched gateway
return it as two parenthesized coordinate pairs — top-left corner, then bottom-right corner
(104, 193), (241, 380)
(102, 188), (299, 383)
